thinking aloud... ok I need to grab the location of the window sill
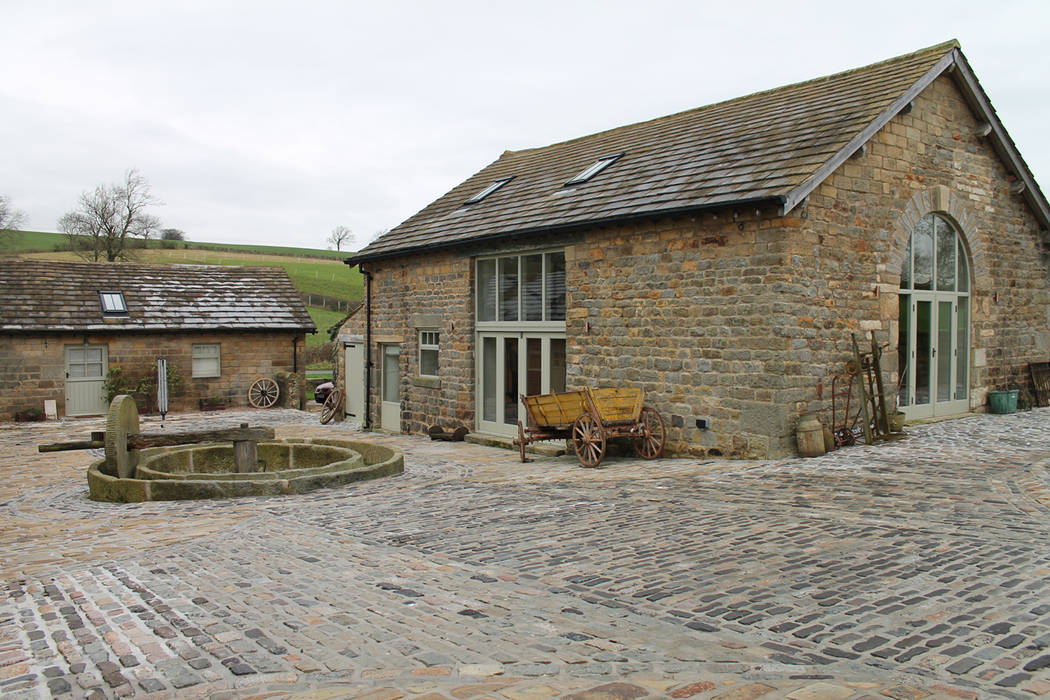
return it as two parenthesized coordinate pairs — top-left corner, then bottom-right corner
(412, 376), (441, 389)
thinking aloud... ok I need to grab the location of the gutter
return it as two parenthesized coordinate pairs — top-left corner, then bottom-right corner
(362, 267), (373, 430)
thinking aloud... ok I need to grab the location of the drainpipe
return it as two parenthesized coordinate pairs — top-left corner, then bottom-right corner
(361, 265), (373, 430)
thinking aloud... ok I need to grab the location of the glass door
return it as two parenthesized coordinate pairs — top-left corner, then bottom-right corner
(380, 344), (400, 431)
(477, 333), (566, 436)
(898, 294), (968, 419)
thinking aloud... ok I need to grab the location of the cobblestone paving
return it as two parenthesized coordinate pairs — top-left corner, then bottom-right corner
(3, 408), (1050, 699)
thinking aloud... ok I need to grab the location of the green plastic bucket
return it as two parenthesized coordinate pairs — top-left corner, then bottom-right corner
(988, 389), (1018, 414)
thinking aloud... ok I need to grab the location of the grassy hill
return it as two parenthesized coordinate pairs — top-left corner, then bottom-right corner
(4, 230), (352, 259)
(10, 233), (364, 301)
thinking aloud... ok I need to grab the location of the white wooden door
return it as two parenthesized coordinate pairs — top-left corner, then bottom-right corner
(380, 344), (400, 431)
(65, 345), (108, 416)
(343, 342), (365, 421)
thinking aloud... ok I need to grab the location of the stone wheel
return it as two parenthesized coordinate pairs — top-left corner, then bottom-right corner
(248, 378), (279, 408)
(320, 389), (343, 424)
(631, 405), (666, 459)
(104, 395), (140, 478)
(572, 412), (606, 468)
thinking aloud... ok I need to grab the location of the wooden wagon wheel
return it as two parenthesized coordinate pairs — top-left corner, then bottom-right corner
(320, 389), (343, 424)
(248, 377), (280, 408)
(572, 413), (606, 468)
(631, 405), (666, 459)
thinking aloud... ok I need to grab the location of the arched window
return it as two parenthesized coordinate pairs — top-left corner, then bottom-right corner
(897, 214), (971, 418)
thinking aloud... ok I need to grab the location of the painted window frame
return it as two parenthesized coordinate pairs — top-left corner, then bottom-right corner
(191, 343), (221, 378)
(475, 249), (566, 333)
(418, 330), (440, 378)
(98, 291), (128, 315)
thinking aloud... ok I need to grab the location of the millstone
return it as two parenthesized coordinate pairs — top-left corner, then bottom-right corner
(104, 395), (140, 478)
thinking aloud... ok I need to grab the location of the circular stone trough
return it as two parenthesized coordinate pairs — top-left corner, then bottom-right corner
(87, 437), (404, 502)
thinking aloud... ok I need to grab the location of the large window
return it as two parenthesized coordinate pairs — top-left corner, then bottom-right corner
(476, 250), (567, 436)
(192, 343), (221, 378)
(897, 214), (970, 419)
(477, 251), (565, 324)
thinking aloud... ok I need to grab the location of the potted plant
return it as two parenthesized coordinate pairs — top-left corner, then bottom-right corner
(988, 355), (1019, 414)
(199, 397), (226, 412)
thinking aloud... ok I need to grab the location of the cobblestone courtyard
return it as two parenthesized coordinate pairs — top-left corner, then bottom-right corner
(3, 408), (1050, 699)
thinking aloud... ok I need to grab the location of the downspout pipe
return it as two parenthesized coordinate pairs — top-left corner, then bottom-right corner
(361, 266), (373, 430)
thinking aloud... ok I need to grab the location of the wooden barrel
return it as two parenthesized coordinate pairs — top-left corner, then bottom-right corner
(796, 414), (826, 458)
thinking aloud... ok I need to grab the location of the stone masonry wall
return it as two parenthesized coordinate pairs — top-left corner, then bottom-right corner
(0, 331), (306, 420)
(800, 74), (1050, 412)
(342, 251), (477, 434)
(342, 74), (1049, 458)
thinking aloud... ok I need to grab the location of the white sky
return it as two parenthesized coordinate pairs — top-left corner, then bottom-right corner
(3, 1), (1049, 250)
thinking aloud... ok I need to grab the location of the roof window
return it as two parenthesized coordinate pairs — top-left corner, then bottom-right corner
(99, 291), (127, 315)
(566, 154), (622, 186)
(465, 177), (513, 204)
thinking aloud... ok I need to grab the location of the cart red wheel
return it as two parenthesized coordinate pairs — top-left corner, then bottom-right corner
(516, 420), (529, 462)
(320, 389), (343, 424)
(572, 413), (606, 468)
(632, 405), (666, 459)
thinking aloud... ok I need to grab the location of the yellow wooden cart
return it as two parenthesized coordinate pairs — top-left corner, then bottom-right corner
(514, 387), (666, 467)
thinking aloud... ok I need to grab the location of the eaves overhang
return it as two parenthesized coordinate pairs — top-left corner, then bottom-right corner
(344, 195), (785, 267)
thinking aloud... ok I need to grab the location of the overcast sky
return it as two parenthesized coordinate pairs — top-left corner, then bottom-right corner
(3, 1), (1049, 250)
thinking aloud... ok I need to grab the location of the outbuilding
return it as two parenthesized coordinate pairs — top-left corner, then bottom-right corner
(0, 260), (316, 419)
(340, 41), (1050, 458)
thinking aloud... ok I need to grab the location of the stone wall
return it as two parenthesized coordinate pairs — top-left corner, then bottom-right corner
(0, 331), (307, 420)
(340, 252), (475, 434)
(342, 74), (1050, 458)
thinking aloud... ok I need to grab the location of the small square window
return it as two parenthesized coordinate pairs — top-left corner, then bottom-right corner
(99, 291), (127, 315)
(419, 331), (439, 377)
(192, 343), (221, 378)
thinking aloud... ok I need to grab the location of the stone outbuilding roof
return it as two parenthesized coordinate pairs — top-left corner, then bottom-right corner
(0, 260), (317, 334)
(350, 40), (1049, 264)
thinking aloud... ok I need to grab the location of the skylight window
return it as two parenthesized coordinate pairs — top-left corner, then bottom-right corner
(99, 291), (127, 315)
(465, 177), (513, 204)
(566, 154), (622, 185)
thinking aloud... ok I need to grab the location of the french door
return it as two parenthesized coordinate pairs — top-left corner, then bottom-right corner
(477, 333), (566, 436)
(898, 293), (969, 419)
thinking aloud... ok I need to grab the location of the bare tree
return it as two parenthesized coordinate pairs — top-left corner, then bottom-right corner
(160, 227), (186, 241)
(327, 225), (354, 251)
(0, 195), (26, 249)
(59, 169), (161, 262)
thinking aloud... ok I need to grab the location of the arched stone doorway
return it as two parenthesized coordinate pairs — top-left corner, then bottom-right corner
(897, 213), (971, 419)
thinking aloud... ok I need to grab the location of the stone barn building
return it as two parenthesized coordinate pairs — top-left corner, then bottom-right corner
(0, 260), (316, 419)
(339, 41), (1050, 459)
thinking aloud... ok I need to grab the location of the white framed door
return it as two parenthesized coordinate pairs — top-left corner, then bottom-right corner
(898, 293), (969, 419)
(343, 342), (365, 420)
(65, 344), (108, 416)
(380, 344), (401, 431)
(477, 332), (566, 436)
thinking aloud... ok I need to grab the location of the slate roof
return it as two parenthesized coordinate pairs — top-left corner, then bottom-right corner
(351, 40), (1049, 264)
(0, 260), (317, 334)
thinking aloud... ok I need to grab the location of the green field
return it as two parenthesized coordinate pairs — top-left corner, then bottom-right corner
(305, 306), (350, 347)
(3, 230), (355, 260)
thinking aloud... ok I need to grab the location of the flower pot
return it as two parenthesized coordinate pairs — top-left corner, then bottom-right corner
(988, 389), (1018, 414)
(888, 411), (906, 433)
